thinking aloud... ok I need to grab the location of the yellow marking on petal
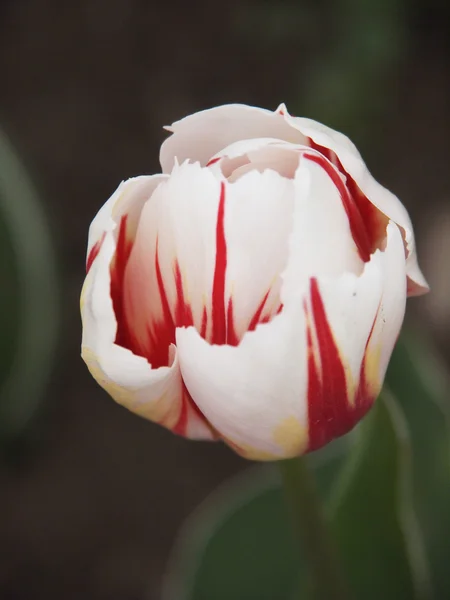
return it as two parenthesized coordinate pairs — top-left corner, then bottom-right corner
(364, 343), (382, 398)
(80, 281), (87, 312)
(345, 378), (357, 407)
(273, 416), (308, 457)
(226, 440), (281, 462)
(342, 356), (358, 407)
(135, 392), (181, 429)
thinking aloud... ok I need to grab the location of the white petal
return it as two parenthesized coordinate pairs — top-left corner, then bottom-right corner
(81, 193), (214, 440)
(284, 155), (364, 288)
(123, 162), (222, 351)
(368, 222), (407, 382)
(160, 104), (304, 174)
(220, 167), (295, 339)
(87, 175), (167, 260)
(211, 138), (304, 182)
(176, 304), (310, 460)
(314, 222), (406, 404)
(283, 112), (429, 295)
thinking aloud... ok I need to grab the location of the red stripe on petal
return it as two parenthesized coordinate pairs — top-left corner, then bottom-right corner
(172, 382), (190, 436)
(248, 290), (270, 332)
(345, 175), (387, 250)
(147, 241), (177, 368)
(306, 278), (367, 451)
(174, 261), (194, 328)
(307, 140), (387, 260)
(211, 182), (228, 345)
(111, 216), (134, 350)
(86, 233), (106, 274)
(305, 310), (325, 450)
(173, 381), (215, 438)
(108, 220), (211, 439)
(305, 152), (372, 262)
(226, 298), (240, 346)
(200, 306), (208, 339)
(155, 241), (175, 330)
(206, 157), (221, 166)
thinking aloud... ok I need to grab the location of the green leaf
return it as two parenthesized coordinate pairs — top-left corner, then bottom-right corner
(329, 392), (431, 600)
(162, 443), (347, 600)
(165, 469), (296, 600)
(0, 129), (59, 445)
(386, 332), (450, 598)
(0, 198), (20, 388)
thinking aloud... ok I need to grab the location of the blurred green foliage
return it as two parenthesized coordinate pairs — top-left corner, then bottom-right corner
(329, 391), (430, 600)
(0, 199), (20, 390)
(164, 471), (298, 600)
(386, 333), (450, 599)
(0, 129), (59, 449)
(301, 0), (407, 144)
(235, 0), (407, 153)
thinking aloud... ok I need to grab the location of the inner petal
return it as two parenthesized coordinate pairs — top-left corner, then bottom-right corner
(281, 152), (365, 298)
(122, 163), (222, 367)
(218, 153), (299, 340)
(108, 176), (168, 353)
(307, 138), (389, 259)
(226, 145), (301, 182)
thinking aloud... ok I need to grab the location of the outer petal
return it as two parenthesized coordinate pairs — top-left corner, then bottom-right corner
(87, 176), (167, 252)
(364, 222), (407, 383)
(309, 222), (406, 399)
(86, 175), (168, 273)
(176, 302), (310, 460)
(283, 110), (428, 296)
(304, 222), (406, 450)
(81, 179), (215, 440)
(159, 104), (302, 174)
(284, 154), (364, 284)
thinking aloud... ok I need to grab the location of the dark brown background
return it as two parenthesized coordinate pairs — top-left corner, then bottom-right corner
(0, 0), (449, 598)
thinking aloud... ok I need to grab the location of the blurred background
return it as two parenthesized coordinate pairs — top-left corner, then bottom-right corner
(0, 0), (449, 598)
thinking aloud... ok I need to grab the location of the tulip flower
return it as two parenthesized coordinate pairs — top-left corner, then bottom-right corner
(80, 103), (428, 460)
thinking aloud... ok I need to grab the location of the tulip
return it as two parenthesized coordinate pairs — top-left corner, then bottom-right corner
(80, 103), (428, 460)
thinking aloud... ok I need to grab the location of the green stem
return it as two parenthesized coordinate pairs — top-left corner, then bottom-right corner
(279, 457), (349, 600)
